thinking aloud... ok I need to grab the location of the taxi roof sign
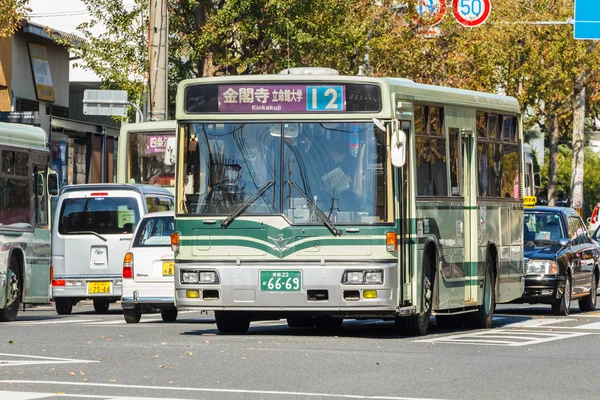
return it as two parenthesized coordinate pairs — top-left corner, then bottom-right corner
(524, 196), (537, 208)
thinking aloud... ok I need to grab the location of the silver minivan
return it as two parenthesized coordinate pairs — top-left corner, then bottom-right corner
(51, 184), (174, 315)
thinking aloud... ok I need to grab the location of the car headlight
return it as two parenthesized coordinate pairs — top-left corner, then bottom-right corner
(526, 260), (558, 275)
(181, 271), (199, 284)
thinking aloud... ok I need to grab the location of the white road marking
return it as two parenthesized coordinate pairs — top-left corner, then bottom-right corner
(0, 380), (449, 400)
(11, 319), (102, 326)
(0, 391), (192, 399)
(499, 317), (574, 328)
(0, 354), (99, 367)
(414, 329), (592, 347)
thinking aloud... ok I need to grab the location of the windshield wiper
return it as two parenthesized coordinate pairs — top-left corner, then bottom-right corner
(221, 180), (275, 228)
(287, 180), (342, 236)
(525, 239), (556, 246)
(67, 231), (108, 242)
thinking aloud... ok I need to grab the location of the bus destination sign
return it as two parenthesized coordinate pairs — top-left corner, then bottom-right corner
(218, 84), (345, 113)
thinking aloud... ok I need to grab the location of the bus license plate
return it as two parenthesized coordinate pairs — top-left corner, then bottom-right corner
(88, 281), (111, 294)
(260, 271), (301, 292)
(162, 261), (175, 276)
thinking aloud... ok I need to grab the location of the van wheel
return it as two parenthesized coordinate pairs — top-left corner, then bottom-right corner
(123, 308), (142, 323)
(215, 311), (250, 334)
(0, 259), (21, 322)
(161, 309), (178, 322)
(55, 298), (73, 315)
(93, 299), (110, 314)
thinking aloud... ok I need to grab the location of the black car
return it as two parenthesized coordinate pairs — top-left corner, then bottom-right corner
(521, 206), (599, 315)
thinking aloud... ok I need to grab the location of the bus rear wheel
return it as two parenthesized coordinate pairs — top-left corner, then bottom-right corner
(0, 259), (21, 322)
(215, 311), (250, 334)
(465, 257), (495, 329)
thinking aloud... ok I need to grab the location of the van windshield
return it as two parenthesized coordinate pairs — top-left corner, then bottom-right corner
(58, 197), (140, 235)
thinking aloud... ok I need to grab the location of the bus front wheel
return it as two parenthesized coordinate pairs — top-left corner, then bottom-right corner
(396, 251), (433, 336)
(215, 311), (250, 334)
(0, 258), (21, 322)
(465, 256), (495, 329)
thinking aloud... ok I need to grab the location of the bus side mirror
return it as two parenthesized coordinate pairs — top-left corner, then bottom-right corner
(48, 172), (59, 197)
(534, 173), (541, 188)
(391, 129), (406, 168)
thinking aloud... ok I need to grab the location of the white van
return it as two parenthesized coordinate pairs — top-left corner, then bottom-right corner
(51, 184), (174, 315)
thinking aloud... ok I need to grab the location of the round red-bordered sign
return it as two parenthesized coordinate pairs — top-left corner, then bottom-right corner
(452, 0), (492, 27)
(416, 0), (447, 27)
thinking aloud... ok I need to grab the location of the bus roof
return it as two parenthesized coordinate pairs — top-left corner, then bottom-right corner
(120, 120), (176, 134)
(0, 122), (48, 151)
(176, 74), (520, 120)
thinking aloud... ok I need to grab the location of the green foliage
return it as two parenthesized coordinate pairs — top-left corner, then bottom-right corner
(0, 0), (29, 38)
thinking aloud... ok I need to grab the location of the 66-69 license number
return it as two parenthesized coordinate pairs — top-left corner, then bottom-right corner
(260, 270), (301, 292)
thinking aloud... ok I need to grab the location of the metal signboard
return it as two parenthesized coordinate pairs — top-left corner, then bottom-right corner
(452, 0), (492, 27)
(574, 0), (600, 40)
(416, 0), (447, 26)
(83, 89), (128, 118)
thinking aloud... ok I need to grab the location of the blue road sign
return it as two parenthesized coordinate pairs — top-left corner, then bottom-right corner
(574, 0), (600, 40)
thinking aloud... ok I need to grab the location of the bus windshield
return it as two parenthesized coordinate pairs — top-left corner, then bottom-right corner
(128, 130), (175, 186)
(180, 121), (390, 224)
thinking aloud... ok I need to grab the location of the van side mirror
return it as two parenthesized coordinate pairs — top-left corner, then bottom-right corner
(534, 173), (541, 188)
(48, 172), (59, 197)
(390, 129), (406, 168)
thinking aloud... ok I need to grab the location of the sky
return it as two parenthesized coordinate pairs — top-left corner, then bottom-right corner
(28, 0), (103, 81)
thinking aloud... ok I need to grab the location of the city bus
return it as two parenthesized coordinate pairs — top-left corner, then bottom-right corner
(0, 122), (58, 321)
(171, 69), (525, 335)
(523, 143), (538, 198)
(117, 120), (176, 191)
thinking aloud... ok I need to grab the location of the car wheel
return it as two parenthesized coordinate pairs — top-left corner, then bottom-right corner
(215, 311), (250, 334)
(93, 299), (110, 314)
(161, 309), (178, 322)
(552, 274), (572, 316)
(123, 308), (142, 323)
(0, 259), (21, 322)
(55, 298), (73, 315)
(579, 272), (598, 312)
(465, 257), (496, 329)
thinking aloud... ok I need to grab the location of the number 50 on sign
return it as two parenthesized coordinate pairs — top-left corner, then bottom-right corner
(452, 0), (492, 27)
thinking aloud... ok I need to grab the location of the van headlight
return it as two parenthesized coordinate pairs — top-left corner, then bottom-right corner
(526, 260), (558, 275)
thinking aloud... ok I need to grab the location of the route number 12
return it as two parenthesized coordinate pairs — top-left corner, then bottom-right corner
(306, 86), (344, 111)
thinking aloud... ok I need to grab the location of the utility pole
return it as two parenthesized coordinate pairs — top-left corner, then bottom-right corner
(148, 0), (168, 121)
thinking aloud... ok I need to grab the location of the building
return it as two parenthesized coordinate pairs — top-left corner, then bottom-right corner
(0, 20), (119, 187)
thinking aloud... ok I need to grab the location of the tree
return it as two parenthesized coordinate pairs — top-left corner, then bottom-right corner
(0, 0), (29, 38)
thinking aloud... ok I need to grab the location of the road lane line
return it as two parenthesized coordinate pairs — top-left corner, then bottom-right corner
(0, 380), (449, 400)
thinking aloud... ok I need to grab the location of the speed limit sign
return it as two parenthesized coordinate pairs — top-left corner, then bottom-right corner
(452, 0), (492, 27)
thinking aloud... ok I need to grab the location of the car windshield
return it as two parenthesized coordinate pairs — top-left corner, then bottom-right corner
(133, 216), (175, 247)
(524, 212), (564, 243)
(180, 121), (390, 224)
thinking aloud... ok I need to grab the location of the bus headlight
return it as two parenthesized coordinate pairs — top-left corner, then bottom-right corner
(199, 271), (218, 283)
(526, 260), (558, 275)
(345, 271), (364, 284)
(364, 271), (383, 284)
(181, 271), (199, 284)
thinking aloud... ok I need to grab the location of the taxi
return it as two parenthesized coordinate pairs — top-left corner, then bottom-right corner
(520, 205), (599, 315)
(121, 211), (177, 323)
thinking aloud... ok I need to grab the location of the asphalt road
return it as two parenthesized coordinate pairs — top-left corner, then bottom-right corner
(1, 301), (600, 400)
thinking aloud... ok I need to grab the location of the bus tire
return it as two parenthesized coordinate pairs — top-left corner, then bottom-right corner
(55, 298), (73, 315)
(0, 258), (21, 322)
(396, 251), (434, 336)
(93, 299), (110, 314)
(465, 256), (495, 329)
(123, 308), (142, 323)
(161, 309), (178, 322)
(215, 311), (250, 334)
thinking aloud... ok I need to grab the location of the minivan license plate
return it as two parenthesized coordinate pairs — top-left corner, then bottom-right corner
(260, 270), (301, 292)
(88, 281), (111, 294)
(162, 261), (174, 276)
